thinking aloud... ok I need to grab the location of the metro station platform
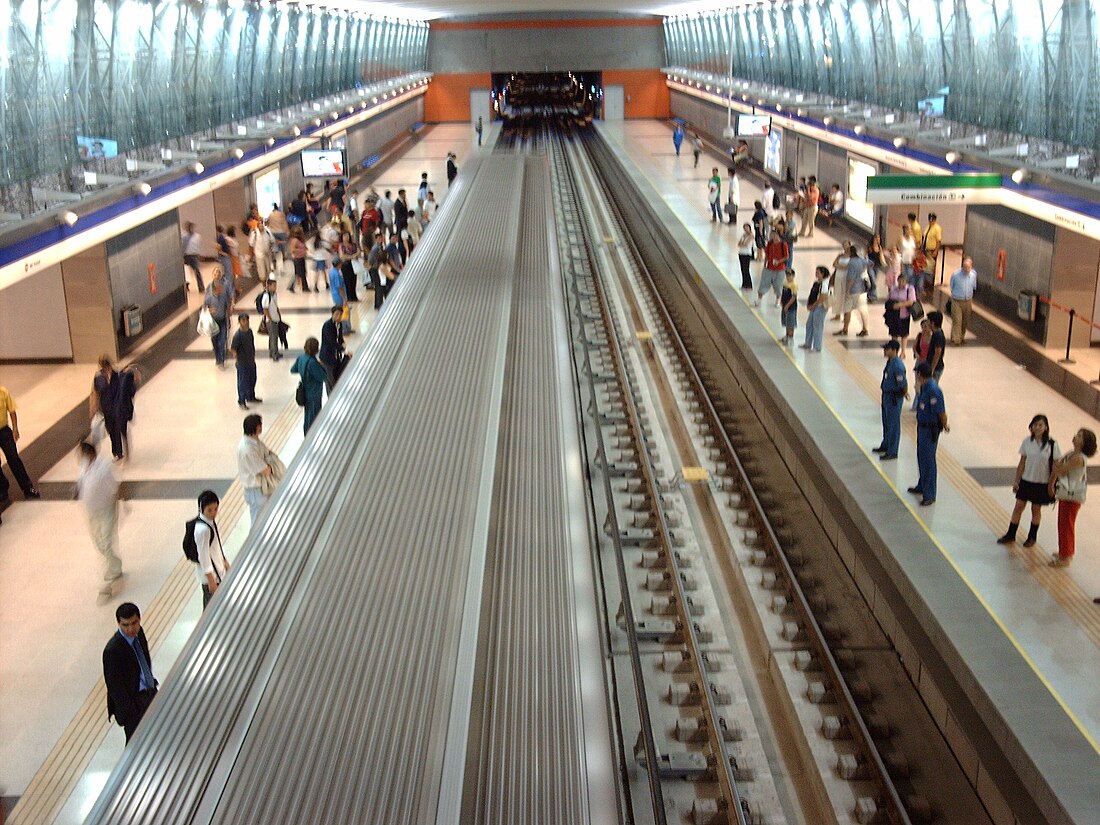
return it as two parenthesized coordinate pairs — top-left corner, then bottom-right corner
(0, 122), (486, 825)
(3, 117), (1097, 824)
(597, 120), (1100, 822)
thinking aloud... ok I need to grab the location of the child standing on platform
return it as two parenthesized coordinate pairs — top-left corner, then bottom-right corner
(780, 269), (798, 345)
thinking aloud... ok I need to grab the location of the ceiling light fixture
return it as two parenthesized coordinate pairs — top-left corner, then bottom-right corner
(853, 124), (865, 135)
(60, 210), (78, 226)
(822, 116), (834, 126)
(232, 147), (244, 159)
(1011, 168), (1028, 184)
(135, 182), (152, 196)
(945, 151), (959, 164)
(192, 162), (204, 174)
(292, 126), (301, 136)
(893, 136), (907, 148)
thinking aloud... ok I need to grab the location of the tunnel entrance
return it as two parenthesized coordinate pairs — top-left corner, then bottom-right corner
(492, 72), (604, 122)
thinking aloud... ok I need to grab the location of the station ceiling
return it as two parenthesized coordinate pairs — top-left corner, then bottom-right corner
(365, 0), (680, 19)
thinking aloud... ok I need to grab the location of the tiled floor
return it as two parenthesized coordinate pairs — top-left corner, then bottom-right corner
(600, 120), (1100, 749)
(0, 123), (481, 823)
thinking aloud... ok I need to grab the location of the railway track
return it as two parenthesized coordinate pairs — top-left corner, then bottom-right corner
(546, 122), (992, 824)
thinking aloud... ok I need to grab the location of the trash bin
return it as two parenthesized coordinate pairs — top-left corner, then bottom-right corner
(1017, 291), (1038, 322)
(122, 305), (143, 337)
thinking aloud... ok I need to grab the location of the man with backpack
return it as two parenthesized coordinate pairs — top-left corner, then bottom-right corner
(184, 490), (230, 609)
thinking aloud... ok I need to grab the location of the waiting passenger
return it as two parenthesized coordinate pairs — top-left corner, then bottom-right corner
(779, 269), (798, 345)
(874, 340), (908, 461)
(421, 191), (438, 224)
(1048, 427), (1097, 566)
(997, 415), (1060, 548)
(909, 362), (949, 507)
(754, 225), (788, 308)
(736, 223), (755, 290)
(237, 414), (278, 527)
(319, 306), (351, 391)
(800, 265), (830, 352)
(799, 176), (819, 237)
(102, 602), (158, 743)
(230, 314), (261, 411)
(291, 337), (327, 435)
(288, 226), (310, 293)
(838, 245), (871, 337)
(193, 489), (229, 608)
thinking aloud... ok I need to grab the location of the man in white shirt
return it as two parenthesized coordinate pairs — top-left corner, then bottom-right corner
(377, 190), (395, 237)
(193, 490), (230, 608)
(78, 441), (123, 603)
(237, 414), (274, 527)
(421, 191), (437, 225)
(249, 224), (273, 283)
(181, 223), (205, 291)
(762, 182), (776, 222)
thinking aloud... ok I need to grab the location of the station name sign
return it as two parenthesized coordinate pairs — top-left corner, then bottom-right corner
(866, 173), (1002, 204)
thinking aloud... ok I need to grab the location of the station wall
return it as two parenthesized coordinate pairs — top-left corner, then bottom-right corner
(106, 210), (187, 355)
(0, 264), (72, 361)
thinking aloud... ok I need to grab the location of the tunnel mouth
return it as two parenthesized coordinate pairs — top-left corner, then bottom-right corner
(492, 72), (603, 121)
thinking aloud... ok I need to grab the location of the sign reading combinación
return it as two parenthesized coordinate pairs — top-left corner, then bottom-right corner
(866, 173), (1002, 204)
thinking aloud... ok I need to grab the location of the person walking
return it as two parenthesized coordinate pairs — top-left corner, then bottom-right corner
(922, 213), (942, 295)
(446, 152), (458, 187)
(215, 226), (233, 298)
(691, 133), (703, 168)
(288, 227), (309, 293)
(873, 340), (909, 460)
(736, 223), (755, 290)
(90, 357), (133, 461)
(262, 280), (284, 361)
(181, 223), (205, 291)
(672, 123), (684, 156)
(707, 168), (722, 222)
(0, 384), (40, 503)
(997, 414), (1060, 548)
(949, 256), (978, 345)
(77, 441), (123, 603)
(292, 338), (327, 435)
(1048, 428), (1097, 566)
(102, 602), (158, 743)
(800, 265), (829, 352)
(267, 205), (289, 265)
(237, 414), (274, 527)
(908, 362), (949, 506)
(203, 279), (231, 368)
(475, 115), (484, 147)
(230, 314), (261, 410)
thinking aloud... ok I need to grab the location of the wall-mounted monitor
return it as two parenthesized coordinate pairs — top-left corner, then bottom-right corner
(736, 114), (771, 136)
(77, 135), (119, 160)
(917, 96), (945, 117)
(301, 149), (347, 178)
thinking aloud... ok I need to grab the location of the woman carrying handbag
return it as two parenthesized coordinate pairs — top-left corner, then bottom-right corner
(1048, 428), (1097, 566)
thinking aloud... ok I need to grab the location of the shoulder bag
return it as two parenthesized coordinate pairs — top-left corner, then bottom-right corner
(1055, 454), (1087, 504)
(197, 307), (219, 337)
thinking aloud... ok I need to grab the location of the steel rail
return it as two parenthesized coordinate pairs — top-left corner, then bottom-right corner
(561, 126), (749, 825)
(583, 129), (915, 825)
(546, 126), (669, 825)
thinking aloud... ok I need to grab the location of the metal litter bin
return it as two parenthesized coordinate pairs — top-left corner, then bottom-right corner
(122, 305), (143, 337)
(1017, 291), (1038, 322)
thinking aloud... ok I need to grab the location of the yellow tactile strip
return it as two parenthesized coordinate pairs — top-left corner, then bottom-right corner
(7, 394), (301, 825)
(830, 342), (1100, 649)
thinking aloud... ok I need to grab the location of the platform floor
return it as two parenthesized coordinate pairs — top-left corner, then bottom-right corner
(597, 120), (1100, 757)
(0, 122), (488, 824)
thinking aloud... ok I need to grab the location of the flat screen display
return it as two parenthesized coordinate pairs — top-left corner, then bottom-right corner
(301, 149), (347, 178)
(736, 114), (772, 137)
(917, 96), (945, 117)
(764, 126), (783, 176)
(77, 135), (119, 160)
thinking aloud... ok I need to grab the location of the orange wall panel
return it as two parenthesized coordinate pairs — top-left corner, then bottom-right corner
(603, 70), (670, 120)
(425, 73), (491, 122)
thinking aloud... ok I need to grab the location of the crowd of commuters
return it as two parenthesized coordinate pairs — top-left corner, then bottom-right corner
(696, 135), (1097, 568)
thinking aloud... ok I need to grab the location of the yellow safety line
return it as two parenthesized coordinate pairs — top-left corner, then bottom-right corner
(614, 127), (1100, 756)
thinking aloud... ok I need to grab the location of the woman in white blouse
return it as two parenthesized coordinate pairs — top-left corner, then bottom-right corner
(997, 414), (1060, 548)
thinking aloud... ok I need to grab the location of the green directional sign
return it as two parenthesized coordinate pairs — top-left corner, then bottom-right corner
(866, 173), (1002, 204)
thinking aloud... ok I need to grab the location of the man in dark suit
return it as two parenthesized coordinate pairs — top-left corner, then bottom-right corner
(103, 602), (158, 743)
(319, 306), (351, 392)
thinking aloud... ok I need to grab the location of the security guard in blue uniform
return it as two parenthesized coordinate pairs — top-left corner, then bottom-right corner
(908, 362), (950, 505)
(873, 340), (908, 460)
